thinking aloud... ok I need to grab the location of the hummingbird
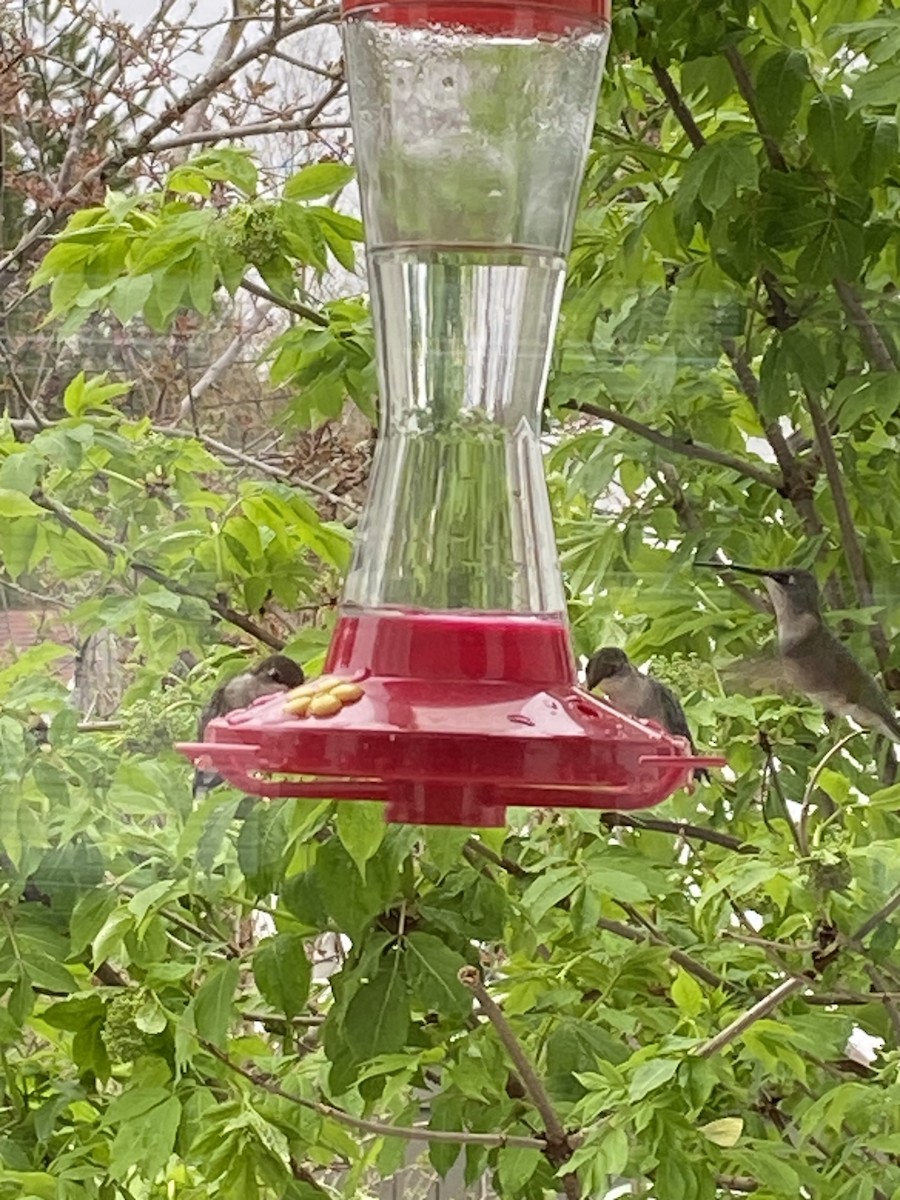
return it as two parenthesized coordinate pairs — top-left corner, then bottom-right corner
(586, 647), (710, 781)
(696, 563), (900, 743)
(193, 654), (305, 795)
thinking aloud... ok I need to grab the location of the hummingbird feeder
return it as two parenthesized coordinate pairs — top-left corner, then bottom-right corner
(178, 0), (723, 825)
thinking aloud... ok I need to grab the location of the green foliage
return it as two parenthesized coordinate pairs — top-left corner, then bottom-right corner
(3, 6), (900, 1200)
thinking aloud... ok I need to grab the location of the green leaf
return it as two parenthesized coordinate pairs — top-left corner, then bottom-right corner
(336, 800), (386, 877)
(403, 932), (471, 1020)
(284, 162), (356, 202)
(0, 450), (41, 495)
(756, 49), (809, 138)
(671, 968), (705, 1018)
(807, 94), (864, 176)
(109, 1093), (181, 1181)
(193, 960), (239, 1049)
(109, 274), (153, 325)
(237, 802), (291, 894)
(628, 1057), (679, 1102)
(851, 61), (900, 110)
(0, 489), (41, 517)
(681, 135), (759, 220)
(253, 933), (312, 1021)
(343, 955), (409, 1060)
(699, 1117), (743, 1147)
(127, 879), (177, 927)
(498, 1146), (542, 1194)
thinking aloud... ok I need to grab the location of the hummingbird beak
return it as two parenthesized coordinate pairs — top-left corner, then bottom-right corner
(694, 560), (777, 578)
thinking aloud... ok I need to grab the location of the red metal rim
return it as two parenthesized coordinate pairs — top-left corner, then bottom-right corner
(340, 2), (611, 34)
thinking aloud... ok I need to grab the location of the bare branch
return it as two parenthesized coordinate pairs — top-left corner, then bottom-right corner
(459, 966), (579, 1199)
(693, 977), (808, 1059)
(565, 399), (782, 491)
(804, 391), (891, 671)
(651, 61), (705, 150)
(600, 812), (752, 853)
(596, 916), (725, 989)
(239, 277), (329, 327)
(204, 1040), (546, 1150)
(32, 491), (286, 650)
(723, 45), (787, 172)
(177, 307), (272, 423)
(147, 113), (346, 154)
(833, 278), (900, 373)
(151, 424), (361, 513)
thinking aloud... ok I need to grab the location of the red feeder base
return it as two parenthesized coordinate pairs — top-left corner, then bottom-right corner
(178, 609), (723, 826)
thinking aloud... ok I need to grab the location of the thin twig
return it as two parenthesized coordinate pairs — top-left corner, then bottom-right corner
(695, 887), (900, 1057)
(459, 967), (579, 1199)
(805, 390), (891, 672)
(0, 339), (47, 428)
(176, 307), (271, 422)
(693, 977), (808, 1059)
(866, 966), (900, 1046)
(833, 278), (899, 373)
(203, 1040), (545, 1150)
(239, 277), (329, 327)
(798, 732), (861, 853)
(32, 492), (285, 650)
(723, 45), (787, 172)
(651, 62), (705, 150)
(721, 338), (825, 542)
(149, 111), (344, 155)
(598, 916), (725, 989)
(758, 730), (804, 854)
(565, 399), (782, 491)
(600, 813), (752, 854)
(151, 424), (359, 513)
(854, 886), (900, 943)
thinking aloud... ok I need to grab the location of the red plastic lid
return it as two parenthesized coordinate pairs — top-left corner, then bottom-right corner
(178, 610), (723, 827)
(341, 1), (611, 35)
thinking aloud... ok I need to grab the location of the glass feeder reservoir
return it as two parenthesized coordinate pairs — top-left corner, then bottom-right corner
(179, 0), (723, 825)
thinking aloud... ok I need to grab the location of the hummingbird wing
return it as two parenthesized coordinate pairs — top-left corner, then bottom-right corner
(193, 672), (292, 795)
(644, 678), (694, 745)
(646, 677), (711, 784)
(785, 631), (900, 742)
(719, 654), (790, 697)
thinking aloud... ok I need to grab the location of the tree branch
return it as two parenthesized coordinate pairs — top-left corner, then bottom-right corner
(833, 278), (900, 373)
(720, 338), (825, 540)
(464, 838), (729, 988)
(151, 424), (360, 513)
(651, 62), (705, 150)
(149, 111), (346, 154)
(694, 977), (808, 1059)
(695, 887), (900, 1057)
(723, 46), (787, 172)
(0, 3), (341, 281)
(177, 306), (272, 422)
(239, 277), (329, 327)
(596, 917), (725, 989)
(600, 812), (752, 853)
(565, 399), (782, 491)
(32, 492), (285, 650)
(459, 966), (580, 1199)
(804, 391), (892, 672)
(203, 1040), (546, 1150)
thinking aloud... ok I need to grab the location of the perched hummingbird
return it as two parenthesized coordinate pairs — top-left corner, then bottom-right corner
(586, 647), (710, 781)
(193, 654), (305, 795)
(697, 563), (900, 743)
